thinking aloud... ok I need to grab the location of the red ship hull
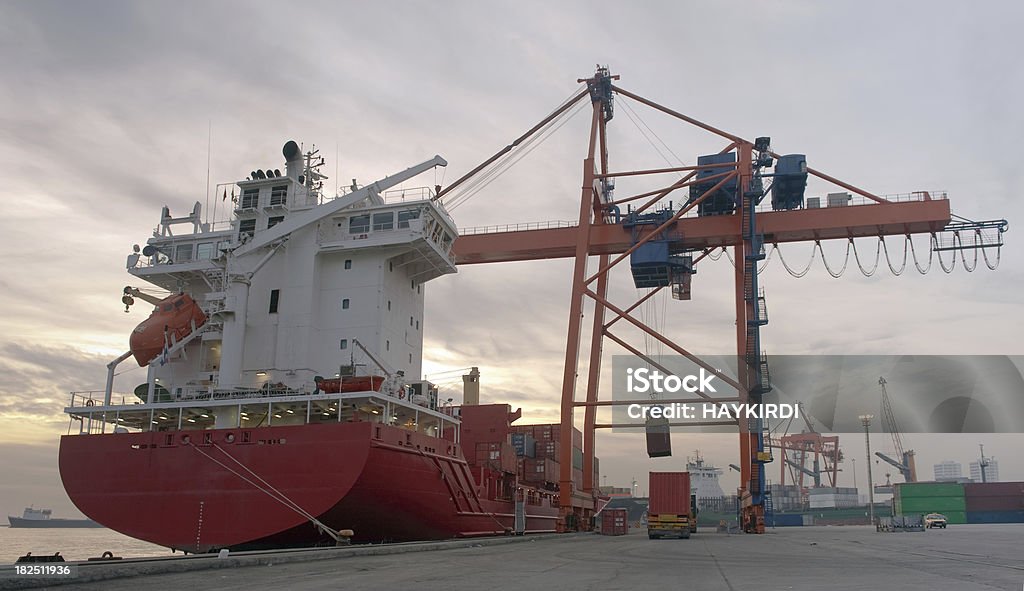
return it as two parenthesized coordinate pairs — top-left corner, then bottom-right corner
(58, 422), (558, 551)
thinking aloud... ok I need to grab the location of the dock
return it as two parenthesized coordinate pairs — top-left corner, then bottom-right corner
(3, 524), (1023, 590)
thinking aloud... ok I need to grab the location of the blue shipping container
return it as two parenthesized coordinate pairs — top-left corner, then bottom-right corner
(966, 510), (1024, 524)
(767, 513), (804, 527)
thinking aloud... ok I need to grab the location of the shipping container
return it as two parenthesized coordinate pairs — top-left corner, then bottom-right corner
(572, 447), (584, 470)
(768, 513), (804, 527)
(897, 497), (967, 514)
(649, 472), (692, 515)
(964, 482), (1024, 498)
(965, 495), (1024, 512)
(645, 418), (671, 458)
(965, 510), (1024, 524)
(600, 508), (629, 535)
(535, 440), (560, 460)
(510, 432), (537, 458)
(474, 442), (517, 474)
(895, 482), (965, 498)
(523, 458), (560, 483)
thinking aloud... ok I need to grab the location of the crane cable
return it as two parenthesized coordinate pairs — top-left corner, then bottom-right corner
(619, 98), (688, 176)
(444, 85), (587, 211)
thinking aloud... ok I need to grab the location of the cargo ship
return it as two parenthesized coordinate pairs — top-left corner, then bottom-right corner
(59, 141), (594, 552)
(7, 508), (101, 528)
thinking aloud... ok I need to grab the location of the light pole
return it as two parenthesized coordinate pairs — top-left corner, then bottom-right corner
(859, 414), (875, 526)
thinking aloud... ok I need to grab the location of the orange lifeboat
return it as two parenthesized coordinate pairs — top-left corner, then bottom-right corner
(315, 375), (386, 393)
(129, 293), (207, 366)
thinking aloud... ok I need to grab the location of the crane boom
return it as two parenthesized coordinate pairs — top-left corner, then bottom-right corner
(877, 377), (916, 482)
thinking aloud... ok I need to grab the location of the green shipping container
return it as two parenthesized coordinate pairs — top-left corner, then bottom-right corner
(943, 511), (967, 524)
(898, 496), (967, 513)
(896, 483), (965, 498)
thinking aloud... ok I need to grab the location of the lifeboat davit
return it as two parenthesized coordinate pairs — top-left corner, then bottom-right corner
(129, 293), (207, 366)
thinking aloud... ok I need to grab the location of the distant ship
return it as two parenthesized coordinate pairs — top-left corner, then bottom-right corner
(687, 451), (726, 501)
(8, 508), (102, 528)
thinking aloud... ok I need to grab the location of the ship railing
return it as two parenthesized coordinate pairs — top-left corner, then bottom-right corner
(178, 386), (316, 402)
(458, 220), (578, 236)
(382, 186), (435, 203)
(68, 390), (138, 408)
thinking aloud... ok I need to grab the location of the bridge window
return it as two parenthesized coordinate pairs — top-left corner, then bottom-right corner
(239, 219), (256, 239)
(241, 188), (259, 209)
(268, 216), (284, 228)
(344, 259), (352, 270)
(269, 289), (280, 314)
(270, 185), (287, 206)
(196, 242), (215, 260)
(342, 298), (350, 310)
(175, 243), (194, 262)
(398, 210), (420, 229)
(349, 215), (370, 234)
(372, 212), (394, 232)
(340, 339), (348, 350)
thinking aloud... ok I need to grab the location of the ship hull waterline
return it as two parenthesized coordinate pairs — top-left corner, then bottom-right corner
(59, 421), (558, 552)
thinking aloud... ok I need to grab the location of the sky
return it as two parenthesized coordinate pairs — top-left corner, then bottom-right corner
(0, 0), (1022, 517)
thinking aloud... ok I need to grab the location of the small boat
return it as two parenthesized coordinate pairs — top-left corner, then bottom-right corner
(315, 375), (386, 394)
(128, 293), (207, 366)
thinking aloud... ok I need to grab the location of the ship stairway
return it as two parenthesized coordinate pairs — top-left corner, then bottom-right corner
(422, 451), (487, 515)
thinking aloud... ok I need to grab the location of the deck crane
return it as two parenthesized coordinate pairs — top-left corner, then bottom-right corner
(874, 377), (917, 482)
(445, 67), (1006, 534)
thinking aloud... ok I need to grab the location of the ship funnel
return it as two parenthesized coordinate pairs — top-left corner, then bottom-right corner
(462, 367), (480, 406)
(283, 140), (302, 180)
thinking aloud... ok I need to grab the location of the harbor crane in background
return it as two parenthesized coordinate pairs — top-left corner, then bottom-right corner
(445, 67), (1006, 533)
(767, 402), (843, 497)
(874, 377), (918, 483)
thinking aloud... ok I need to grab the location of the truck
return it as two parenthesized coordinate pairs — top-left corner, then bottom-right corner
(648, 472), (697, 539)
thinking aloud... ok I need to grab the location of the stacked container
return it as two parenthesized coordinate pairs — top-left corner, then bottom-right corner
(513, 424), (589, 488)
(474, 441), (518, 474)
(964, 482), (1024, 523)
(894, 482), (967, 524)
(511, 432), (536, 458)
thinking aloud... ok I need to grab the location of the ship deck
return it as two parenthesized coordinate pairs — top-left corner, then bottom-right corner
(3, 524), (1022, 590)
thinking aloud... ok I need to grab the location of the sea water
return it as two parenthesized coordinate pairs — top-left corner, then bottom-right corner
(0, 525), (170, 564)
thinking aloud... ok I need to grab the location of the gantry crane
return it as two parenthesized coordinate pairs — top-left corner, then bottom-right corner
(875, 377), (917, 482)
(769, 403), (843, 495)
(443, 67), (1005, 533)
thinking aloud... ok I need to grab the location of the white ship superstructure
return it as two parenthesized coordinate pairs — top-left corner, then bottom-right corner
(116, 140), (455, 406)
(687, 451), (726, 501)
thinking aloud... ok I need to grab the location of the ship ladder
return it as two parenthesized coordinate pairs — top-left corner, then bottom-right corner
(185, 441), (347, 545)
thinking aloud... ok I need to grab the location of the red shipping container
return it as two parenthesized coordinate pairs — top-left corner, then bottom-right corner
(536, 440), (561, 460)
(523, 458), (560, 483)
(649, 472), (692, 515)
(601, 508), (629, 535)
(966, 495), (1024, 512)
(964, 482), (1024, 498)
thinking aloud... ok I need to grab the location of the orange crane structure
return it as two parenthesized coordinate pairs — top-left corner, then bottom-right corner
(439, 67), (1006, 533)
